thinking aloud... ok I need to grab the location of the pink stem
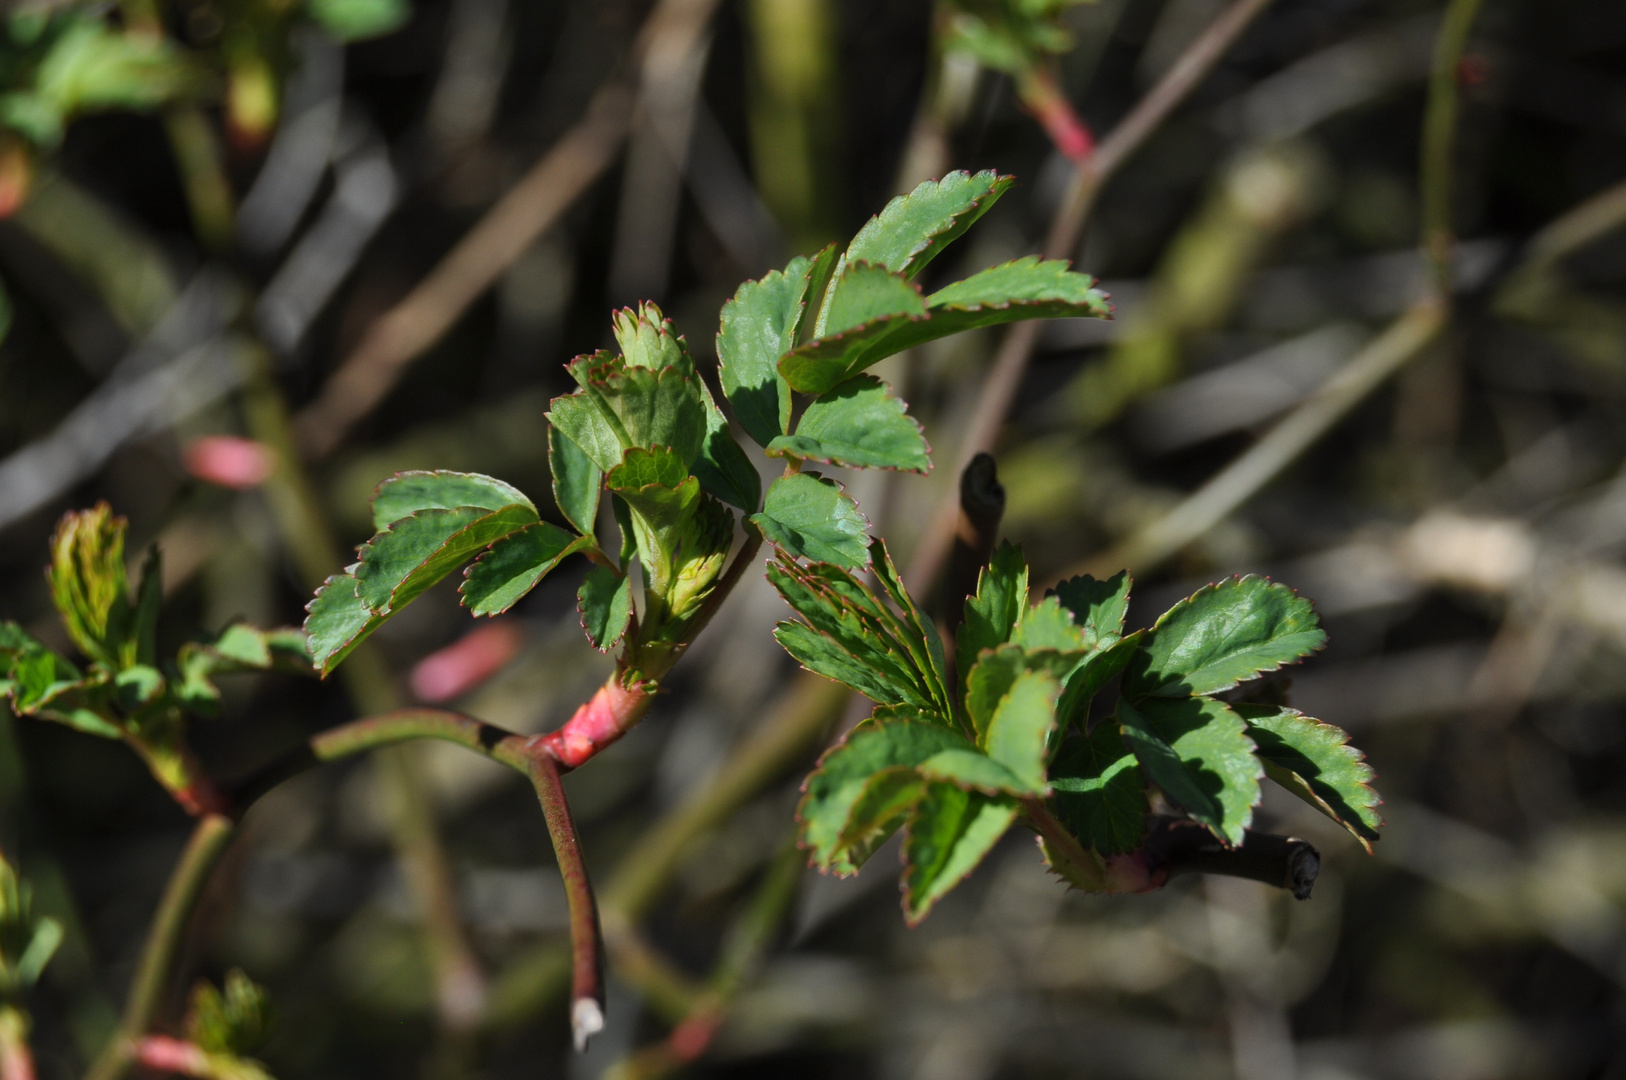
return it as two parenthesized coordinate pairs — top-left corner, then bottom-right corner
(534, 675), (654, 770)
(1015, 67), (1095, 163)
(134, 1036), (211, 1077)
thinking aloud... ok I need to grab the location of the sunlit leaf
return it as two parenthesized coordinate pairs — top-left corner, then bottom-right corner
(751, 472), (871, 569)
(1117, 696), (1261, 846)
(766, 374), (930, 473)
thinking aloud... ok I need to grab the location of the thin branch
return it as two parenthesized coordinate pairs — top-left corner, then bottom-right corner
(527, 754), (606, 1053)
(905, 0), (1280, 593)
(1420, 0), (1489, 293)
(83, 814), (236, 1080)
(1147, 818), (1320, 899)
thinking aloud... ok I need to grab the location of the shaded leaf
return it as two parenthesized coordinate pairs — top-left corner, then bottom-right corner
(751, 472), (870, 569)
(957, 541), (1028, 694)
(1050, 723), (1148, 856)
(902, 784), (1018, 924)
(549, 426), (601, 535)
(774, 621), (931, 709)
(868, 539), (952, 714)
(799, 721), (973, 874)
(578, 566), (634, 652)
(1117, 696), (1261, 847)
(766, 374), (930, 472)
(843, 170), (1013, 280)
(1056, 630), (1142, 729)
(176, 624), (309, 711)
(1051, 570), (1131, 650)
(1236, 704), (1383, 850)
(833, 767), (925, 870)
(461, 522), (594, 617)
(1124, 576), (1325, 699)
(694, 377), (763, 512)
(783, 256), (1111, 395)
(371, 470), (534, 532)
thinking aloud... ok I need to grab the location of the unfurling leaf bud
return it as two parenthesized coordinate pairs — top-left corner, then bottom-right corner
(612, 301), (691, 374)
(0, 852), (62, 994)
(663, 494), (733, 623)
(48, 503), (134, 668)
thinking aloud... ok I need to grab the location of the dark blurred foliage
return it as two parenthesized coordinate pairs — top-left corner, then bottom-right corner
(3, 0), (1626, 1078)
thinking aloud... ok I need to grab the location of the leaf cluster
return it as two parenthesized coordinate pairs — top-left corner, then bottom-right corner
(1, 506), (305, 795)
(773, 540), (1383, 921)
(939, 0), (1095, 78)
(721, 170), (1109, 569)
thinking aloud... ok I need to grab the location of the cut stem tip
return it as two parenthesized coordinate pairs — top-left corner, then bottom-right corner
(572, 997), (605, 1053)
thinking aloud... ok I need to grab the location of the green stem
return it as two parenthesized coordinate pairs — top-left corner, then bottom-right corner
(83, 814), (236, 1080)
(1420, 0), (1489, 295)
(162, 109), (234, 253)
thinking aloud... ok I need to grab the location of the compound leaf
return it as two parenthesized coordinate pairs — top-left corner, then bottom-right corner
(773, 621), (932, 709)
(371, 470), (534, 532)
(751, 472), (871, 569)
(799, 721), (973, 875)
(1117, 696), (1261, 847)
(766, 374), (930, 473)
(902, 784), (1018, 925)
(844, 170), (1013, 280)
(1050, 722), (1148, 856)
(963, 644), (1080, 742)
(1124, 576), (1326, 699)
(578, 565), (634, 652)
(549, 426), (602, 535)
(1236, 704), (1383, 850)
(461, 522), (593, 617)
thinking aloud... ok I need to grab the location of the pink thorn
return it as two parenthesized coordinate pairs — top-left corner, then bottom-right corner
(183, 436), (275, 490)
(410, 621), (525, 702)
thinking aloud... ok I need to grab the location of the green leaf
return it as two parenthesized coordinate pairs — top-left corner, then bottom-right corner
(766, 375), (930, 473)
(1236, 704), (1383, 850)
(844, 170), (1013, 280)
(370, 470), (534, 532)
(1124, 576), (1326, 699)
(304, 571), (376, 676)
(902, 784), (1018, 924)
(773, 621), (932, 710)
(832, 767), (926, 870)
(565, 353), (709, 467)
(306, 0), (409, 41)
(1117, 696), (1261, 847)
(547, 383), (627, 473)
(868, 540), (952, 714)
(186, 969), (270, 1056)
(694, 378), (762, 512)
(750, 472), (871, 569)
(767, 557), (935, 709)
(32, 19), (196, 121)
(918, 748), (1029, 796)
(1050, 723), (1148, 856)
(131, 544), (161, 668)
(957, 541), (1028, 692)
(717, 253), (819, 446)
(796, 243), (841, 346)
(783, 256), (1111, 395)
(1051, 570), (1131, 651)
(48, 504), (132, 668)
(983, 668), (1060, 794)
(353, 504), (539, 613)
(1055, 630), (1142, 729)
(578, 565), (633, 652)
(606, 447), (702, 592)
(963, 644), (1080, 742)
(808, 261), (925, 345)
(461, 522), (593, 617)
(798, 721), (973, 874)
(1010, 595), (1086, 652)
(176, 623), (310, 710)
(549, 427), (602, 535)
(8, 646), (83, 715)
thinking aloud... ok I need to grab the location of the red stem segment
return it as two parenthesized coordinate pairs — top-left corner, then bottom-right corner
(527, 753), (605, 1052)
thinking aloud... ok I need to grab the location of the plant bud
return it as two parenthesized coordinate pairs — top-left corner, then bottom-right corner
(612, 301), (691, 373)
(47, 504), (133, 668)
